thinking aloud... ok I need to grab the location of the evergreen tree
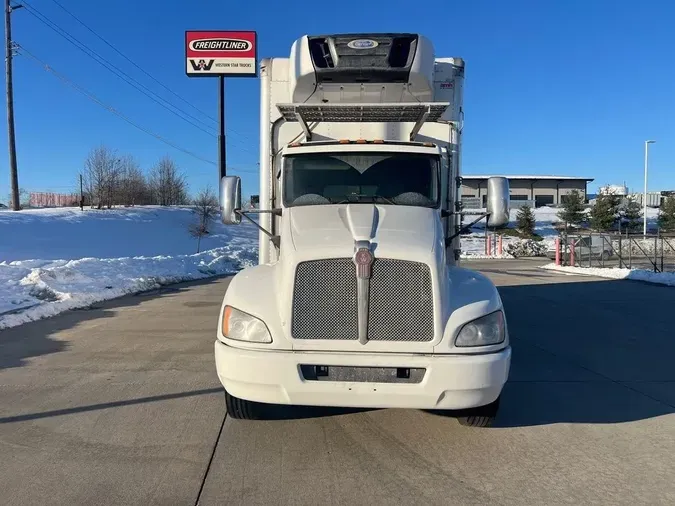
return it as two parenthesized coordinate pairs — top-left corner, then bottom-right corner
(516, 205), (535, 237)
(621, 199), (642, 231)
(590, 193), (619, 231)
(658, 196), (675, 232)
(558, 190), (585, 227)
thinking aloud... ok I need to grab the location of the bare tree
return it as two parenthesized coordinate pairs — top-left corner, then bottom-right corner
(105, 160), (122, 209)
(5, 188), (30, 209)
(189, 187), (219, 253)
(149, 156), (189, 206)
(118, 155), (146, 206)
(83, 146), (107, 209)
(83, 145), (122, 209)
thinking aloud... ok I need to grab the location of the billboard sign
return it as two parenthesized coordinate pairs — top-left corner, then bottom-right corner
(185, 31), (257, 77)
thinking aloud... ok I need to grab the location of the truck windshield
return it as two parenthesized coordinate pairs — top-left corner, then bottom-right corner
(283, 152), (440, 208)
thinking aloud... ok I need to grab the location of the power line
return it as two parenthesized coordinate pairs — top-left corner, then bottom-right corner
(21, 0), (218, 137)
(18, 45), (218, 166)
(47, 0), (218, 125)
(45, 0), (256, 149)
(47, 0), (220, 127)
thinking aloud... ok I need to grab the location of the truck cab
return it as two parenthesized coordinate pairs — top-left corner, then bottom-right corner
(215, 33), (512, 426)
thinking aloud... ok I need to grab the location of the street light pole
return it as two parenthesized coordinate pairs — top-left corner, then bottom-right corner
(643, 140), (655, 236)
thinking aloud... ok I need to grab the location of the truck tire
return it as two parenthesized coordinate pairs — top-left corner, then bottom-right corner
(456, 397), (500, 428)
(225, 390), (264, 420)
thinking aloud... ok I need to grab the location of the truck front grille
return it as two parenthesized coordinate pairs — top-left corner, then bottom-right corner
(291, 258), (434, 342)
(292, 259), (358, 340)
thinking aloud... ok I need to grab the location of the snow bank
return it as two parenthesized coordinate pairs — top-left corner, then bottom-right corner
(0, 246), (257, 329)
(0, 206), (258, 262)
(0, 206), (259, 329)
(540, 263), (675, 286)
(460, 253), (515, 260)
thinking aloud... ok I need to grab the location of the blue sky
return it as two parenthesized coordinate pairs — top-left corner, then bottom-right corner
(1, 0), (674, 202)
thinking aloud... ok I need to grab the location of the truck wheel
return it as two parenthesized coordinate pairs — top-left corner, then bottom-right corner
(225, 390), (264, 420)
(456, 397), (500, 428)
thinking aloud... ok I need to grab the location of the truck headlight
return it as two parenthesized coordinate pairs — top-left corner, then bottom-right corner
(455, 310), (505, 347)
(222, 306), (272, 343)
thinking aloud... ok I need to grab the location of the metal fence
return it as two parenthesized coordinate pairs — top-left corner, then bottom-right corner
(29, 192), (79, 208)
(558, 232), (675, 272)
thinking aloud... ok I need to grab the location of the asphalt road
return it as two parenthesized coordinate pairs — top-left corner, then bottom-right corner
(1, 260), (674, 505)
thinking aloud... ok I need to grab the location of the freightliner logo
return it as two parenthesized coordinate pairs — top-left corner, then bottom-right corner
(189, 39), (252, 51)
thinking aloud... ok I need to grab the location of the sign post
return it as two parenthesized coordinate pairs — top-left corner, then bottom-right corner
(219, 75), (225, 180)
(185, 30), (257, 183)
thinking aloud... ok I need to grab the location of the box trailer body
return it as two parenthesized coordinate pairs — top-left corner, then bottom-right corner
(216, 33), (512, 426)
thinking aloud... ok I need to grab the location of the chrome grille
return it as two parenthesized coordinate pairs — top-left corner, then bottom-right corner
(291, 258), (434, 342)
(291, 259), (358, 340)
(368, 259), (434, 341)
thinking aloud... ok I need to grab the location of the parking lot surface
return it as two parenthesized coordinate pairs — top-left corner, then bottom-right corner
(1, 260), (673, 505)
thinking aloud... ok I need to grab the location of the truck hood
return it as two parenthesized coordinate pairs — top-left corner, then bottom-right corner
(287, 204), (441, 258)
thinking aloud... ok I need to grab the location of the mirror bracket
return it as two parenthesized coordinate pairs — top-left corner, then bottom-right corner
(445, 212), (490, 246)
(236, 210), (281, 247)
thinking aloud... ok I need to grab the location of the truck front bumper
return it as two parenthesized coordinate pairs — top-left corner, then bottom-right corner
(214, 341), (511, 410)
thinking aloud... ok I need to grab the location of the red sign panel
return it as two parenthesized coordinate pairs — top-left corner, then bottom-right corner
(185, 31), (257, 77)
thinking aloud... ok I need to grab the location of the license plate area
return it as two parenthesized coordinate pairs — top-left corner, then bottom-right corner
(299, 365), (425, 384)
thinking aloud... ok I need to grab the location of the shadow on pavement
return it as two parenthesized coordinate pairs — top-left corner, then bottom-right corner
(233, 277), (675, 426)
(0, 275), (230, 371)
(492, 278), (675, 427)
(0, 387), (223, 424)
(252, 403), (376, 420)
(5, 269), (675, 428)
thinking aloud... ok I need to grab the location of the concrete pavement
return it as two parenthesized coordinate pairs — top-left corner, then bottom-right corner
(1, 260), (674, 505)
(0, 278), (229, 506)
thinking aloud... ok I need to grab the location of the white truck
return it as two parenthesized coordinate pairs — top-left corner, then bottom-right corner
(216, 33), (512, 426)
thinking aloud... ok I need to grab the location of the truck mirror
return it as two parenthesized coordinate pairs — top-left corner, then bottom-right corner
(486, 177), (510, 228)
(220, 176), (242, 225)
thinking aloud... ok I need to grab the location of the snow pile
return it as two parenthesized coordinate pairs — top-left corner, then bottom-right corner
(610, 236), (675, 256)
(460, 233), (520, 256)
(505, 239), (548, 258)
(0, 206), (258, 329)
(541, 263), (675, 286)
(460, 253), (515, 260)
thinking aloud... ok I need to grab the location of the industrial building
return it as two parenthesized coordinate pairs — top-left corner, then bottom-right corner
(461, 175), (594, 208)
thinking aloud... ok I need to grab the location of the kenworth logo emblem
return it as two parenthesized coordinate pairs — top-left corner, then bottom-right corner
(347, 39), (378, 49)
(189, 39), (252, 51)
(354, 247), (374, 279)
(353, 241), (374, 345)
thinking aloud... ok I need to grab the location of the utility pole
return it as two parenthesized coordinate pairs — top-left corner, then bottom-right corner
(5, 1), (21, 210)
(79, 173), (84, 210)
